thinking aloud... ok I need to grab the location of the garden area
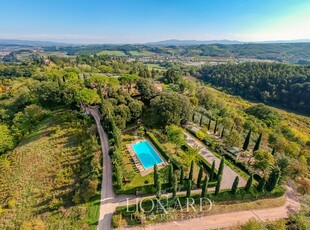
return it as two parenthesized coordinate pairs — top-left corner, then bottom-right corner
(115, 125), (219, 195)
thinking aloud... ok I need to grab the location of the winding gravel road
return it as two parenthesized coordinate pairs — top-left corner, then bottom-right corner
(87, 107), (115, 230)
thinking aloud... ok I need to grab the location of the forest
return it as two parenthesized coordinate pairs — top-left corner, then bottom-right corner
(198, 62), (310, 114)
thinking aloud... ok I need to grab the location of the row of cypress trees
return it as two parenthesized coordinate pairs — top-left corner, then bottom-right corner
(154, 156), (280, 199)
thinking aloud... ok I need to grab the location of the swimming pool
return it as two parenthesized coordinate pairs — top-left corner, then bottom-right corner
(132, 140), (163, 169)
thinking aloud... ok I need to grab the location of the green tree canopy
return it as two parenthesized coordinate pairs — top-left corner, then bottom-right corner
(150, 92), (192, 126)
(0, 124), (14, 154)
(253, 150), (275, 174)
(76, 88), (101, 105)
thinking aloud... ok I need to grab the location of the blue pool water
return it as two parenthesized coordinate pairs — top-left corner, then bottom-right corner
(132, 140), (163, 169)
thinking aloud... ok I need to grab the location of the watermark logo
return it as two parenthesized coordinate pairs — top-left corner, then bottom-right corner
(125, 195), (213, 225)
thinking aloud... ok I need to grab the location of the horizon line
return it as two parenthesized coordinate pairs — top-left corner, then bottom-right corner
(0, 37), (310, 46)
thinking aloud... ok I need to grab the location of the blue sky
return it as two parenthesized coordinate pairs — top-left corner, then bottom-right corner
(0, 0), (309, 43)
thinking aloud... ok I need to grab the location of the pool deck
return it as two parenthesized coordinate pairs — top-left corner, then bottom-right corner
(127, 139), (167, 176)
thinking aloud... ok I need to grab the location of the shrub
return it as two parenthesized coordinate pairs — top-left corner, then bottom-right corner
(112, 214), (123, 228)
(49, 197), (63, 210)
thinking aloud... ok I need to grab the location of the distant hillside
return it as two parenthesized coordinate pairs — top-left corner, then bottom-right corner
(1, 39), (310, 64)
(146, 39), (310, 46)
(45, 43), (310, 64)
(146, 39), (242, 46)
(0, 39), (71, 47)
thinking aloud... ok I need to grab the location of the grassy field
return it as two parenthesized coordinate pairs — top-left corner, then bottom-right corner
(97, 50), (126, 56)
(129, 50), (155, 57)
(0, 109), (101, 229)
(16, 51), (69, 61)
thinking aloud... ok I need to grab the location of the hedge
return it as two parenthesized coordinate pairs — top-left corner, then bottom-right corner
(146, 132), (181, 170)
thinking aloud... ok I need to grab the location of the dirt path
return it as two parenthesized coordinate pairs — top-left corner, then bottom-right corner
(87, 107), (116, 230)
(184, 131), (247, 189)
(119, 185), (300, 230)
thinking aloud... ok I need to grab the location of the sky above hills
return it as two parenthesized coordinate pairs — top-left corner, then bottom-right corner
(0, 0), (309, 44)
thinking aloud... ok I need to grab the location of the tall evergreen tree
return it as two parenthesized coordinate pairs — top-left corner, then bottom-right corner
(242, 129), (252, 151)
(214, 119), (218, 134)
(156, 181), (161, 199)
(231, 176), (239, 195)
(210, 160), (216, 181)
(218, 157), (225, 178)
(186, 180), (192, 197)
(271, 148), (276, 156)
(154, 164), (159, 187)
(253, 133), (262, 152)
(245, 174), (253, 192)
(221, 127), (225, 139)
(201, 175), (209, 197)
(192, 112), (196, 122)
(208, 119), (212, 131)
(180, 167), (184, 185)
(215, 174), (222, 196)
(197, 165), (204, 188)
(266, 167), (281, 192)
(189, 161), (194, 181)
(200, 114), (203, 126)
(172, 175), (178, 198)
(168, 164), (173, 186)
(257, 177), (266, 192)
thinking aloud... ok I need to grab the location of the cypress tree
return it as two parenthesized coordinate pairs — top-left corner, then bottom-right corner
(180, 167), (184, 185)
(214, 119), (218, 134)
(257, 177), (266, 192)
(208, 119), (212, 131)
(242, 129), (252, 151)
(266, 168), (281, 192)
(192, 112), (196, 122)
(197, 165), (204, 188)
(201, 175), (209, 197)
(218, 157), (225, 178)
(172, 175), (178, 198)
(189, 161), (194, 181)
(200, 114), (203, 126)
(271, 148), (276, 156)
(156, 181), (161, 199)
(168, 164), (173, 186)
(245, 174), (253, 192)
(210, 160), (215, 181)
(154, 164), (158, 187)
(221, 127), (225, 139)
(253, 133), (262, 152)
(186, 180), (192, 197)
(215, 174), (222, 196)
(231, 176), (239, 195)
